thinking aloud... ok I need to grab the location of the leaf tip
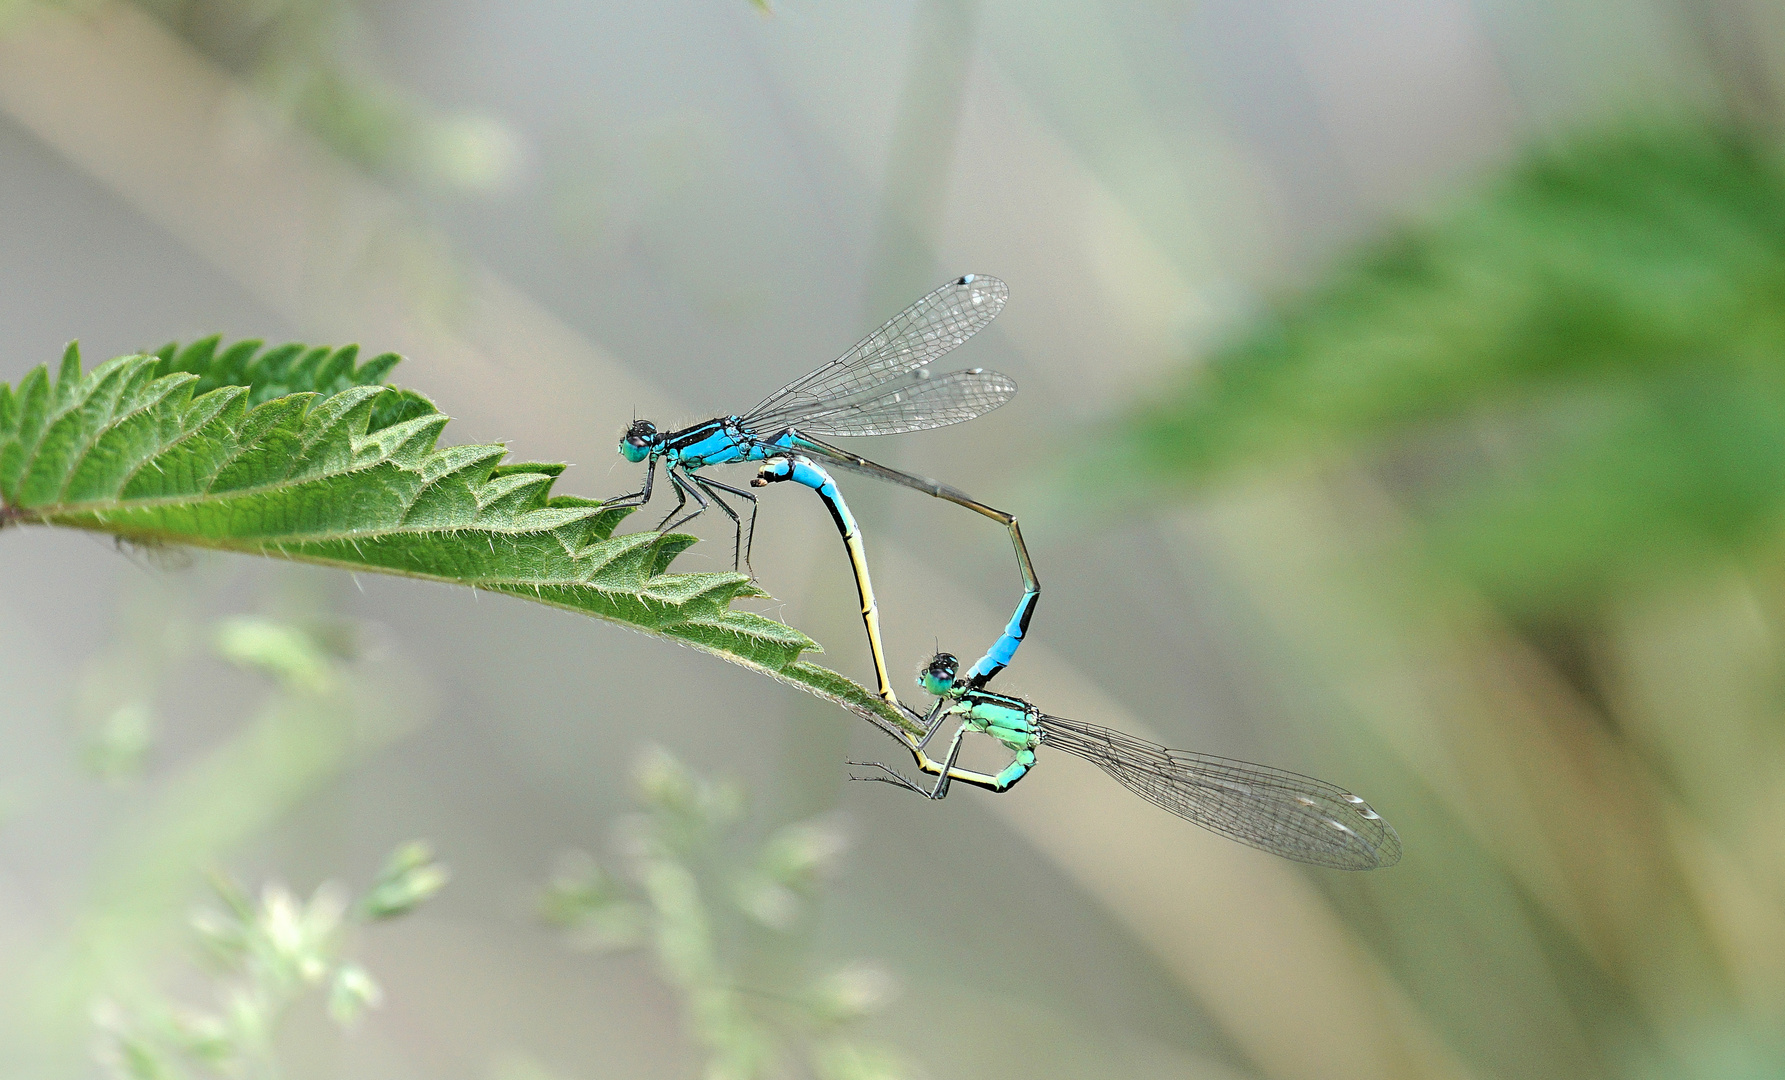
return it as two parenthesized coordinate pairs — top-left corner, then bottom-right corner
(356, 350), (403, 385)
(56, 341), (81, 389)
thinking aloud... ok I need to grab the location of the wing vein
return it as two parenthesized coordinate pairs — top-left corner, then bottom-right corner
(741, 275), (1008, 432)
(1036, 713), (1402, 870)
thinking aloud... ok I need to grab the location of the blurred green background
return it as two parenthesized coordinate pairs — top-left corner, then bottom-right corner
(5, 0), (1785, 1077)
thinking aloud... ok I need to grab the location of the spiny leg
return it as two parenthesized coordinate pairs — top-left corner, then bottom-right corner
(702, 474), (761, 573)
(602, 455), (658, 509)
(661, 468), (710, 533)
(848, 722), (969, 800)
(694, 474), (758, 574)
(692, 478), (742, 571)
(850, 700), (949, 789)
(847, 762), (932, 797)
(654, 467), (688, 530)
(913, 697), (949, 751)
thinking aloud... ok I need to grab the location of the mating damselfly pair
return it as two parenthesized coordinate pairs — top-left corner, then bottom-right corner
(607, 276), (1401, 871)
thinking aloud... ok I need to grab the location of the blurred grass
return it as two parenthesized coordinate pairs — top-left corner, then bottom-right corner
(3, 567), (430, 1075)
(542, 747), (912, 1080)
(1094, 116), (1785, 1079)
(95, 840), (449, 1078)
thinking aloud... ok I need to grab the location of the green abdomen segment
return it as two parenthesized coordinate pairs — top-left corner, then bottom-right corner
(949, 692), (1039, 790)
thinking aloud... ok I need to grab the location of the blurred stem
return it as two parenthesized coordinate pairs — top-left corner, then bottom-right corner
(1675, 0), (1784, 134)
(1191, 473), (1744, 1070)
(71, 558), (209, 782)
(864, 0), (982, 311)
(642, 856), (773, 1077)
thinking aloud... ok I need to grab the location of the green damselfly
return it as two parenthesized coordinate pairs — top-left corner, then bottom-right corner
(850, 653), (1402, 870)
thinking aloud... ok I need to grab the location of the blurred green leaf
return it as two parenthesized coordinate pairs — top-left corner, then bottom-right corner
(0, 338), (916, 735)
(69, 565), (203, 782)
(204, 866), (257, 925)
(807, 1039), (910, 1080)
(133, 0), (526, 193)
(255, 882), (345, 987)
(357, 840), (450, 921)
(633, 744), (746, 845)
(326, 962), (382, 1025)
(731, 874), (801, 932)
(105, 1034), (184, 1080)
(213, 617), (334, 693)
(540, 851), (649, 951)
(755, 816), (848, 887)
(98, 843), (442, 1076)
(82, 701), (157, 780)
(805, 964), (896, 1027)
(1105, 121), (1785, 614)
(187, 907), (249, 970)
(166, 1011), (232, 1068)
(733, 815), (848, 930)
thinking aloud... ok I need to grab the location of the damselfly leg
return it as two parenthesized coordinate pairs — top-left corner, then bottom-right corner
(603, 455), (657, 509)
(848, 713), (969, 800)
(692, 473), (760, 573)
(659, 468), (707, 534)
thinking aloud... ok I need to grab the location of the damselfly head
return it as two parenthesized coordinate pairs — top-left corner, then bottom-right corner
(619, 419), (658, 463)
(918, 652), (960, 698)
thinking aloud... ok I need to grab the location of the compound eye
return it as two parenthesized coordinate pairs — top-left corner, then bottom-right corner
(918, 652), (960, 696)
(619, 420), (657, 463)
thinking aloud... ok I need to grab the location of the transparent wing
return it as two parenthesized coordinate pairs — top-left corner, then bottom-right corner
(741, 275), (1007, 432)
(764, 437), (997, 510)
(1037, 713), (1402, 870)
(778, 368), (1016, 437)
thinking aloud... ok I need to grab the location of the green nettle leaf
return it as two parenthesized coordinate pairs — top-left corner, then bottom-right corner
(0, 338), (913, 734)
(1104, 122), (1785, 614)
